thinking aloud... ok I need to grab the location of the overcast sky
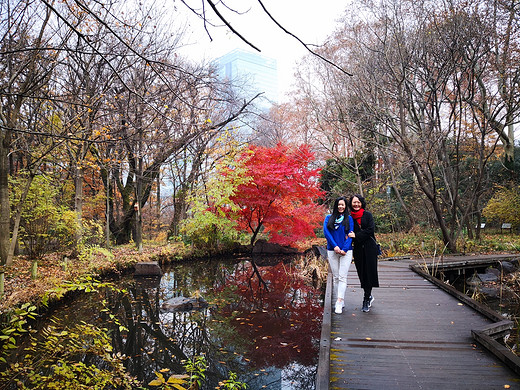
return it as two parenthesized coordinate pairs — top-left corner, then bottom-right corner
(175, 0), (347, 97)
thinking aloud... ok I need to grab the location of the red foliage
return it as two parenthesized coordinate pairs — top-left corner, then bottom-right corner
(227, 143), (325, 247)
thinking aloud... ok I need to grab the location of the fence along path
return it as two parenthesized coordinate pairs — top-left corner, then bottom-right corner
(324, 258), (520, 390)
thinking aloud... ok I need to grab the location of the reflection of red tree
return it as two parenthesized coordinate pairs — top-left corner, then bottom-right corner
(214, 260), (323, 368)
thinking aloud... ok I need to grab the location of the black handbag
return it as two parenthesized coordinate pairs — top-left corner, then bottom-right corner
(371, 236), (382, 256)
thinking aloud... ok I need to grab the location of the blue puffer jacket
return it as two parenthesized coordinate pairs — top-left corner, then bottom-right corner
(323, 214), (353, 252)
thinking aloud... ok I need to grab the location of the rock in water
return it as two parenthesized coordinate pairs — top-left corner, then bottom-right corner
(161, 296), (208, 312)
(134, 261), (162, 276)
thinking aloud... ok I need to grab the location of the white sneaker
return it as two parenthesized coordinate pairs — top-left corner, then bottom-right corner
(335, 300), (343, 314)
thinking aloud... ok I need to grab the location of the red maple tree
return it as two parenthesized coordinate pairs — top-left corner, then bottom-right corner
(225, 143), (325, 247)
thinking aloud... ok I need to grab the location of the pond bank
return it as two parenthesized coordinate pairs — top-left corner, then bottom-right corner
(1, 253), (326, 389)
(0, 241), (322, 320)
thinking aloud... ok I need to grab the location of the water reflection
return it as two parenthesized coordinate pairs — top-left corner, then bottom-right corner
(46, 256), (323, 389)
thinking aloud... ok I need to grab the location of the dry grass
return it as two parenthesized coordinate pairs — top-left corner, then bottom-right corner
(0, 244), (183, 315)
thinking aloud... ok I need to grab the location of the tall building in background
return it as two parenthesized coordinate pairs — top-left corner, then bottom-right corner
(216, 49), (278, 110)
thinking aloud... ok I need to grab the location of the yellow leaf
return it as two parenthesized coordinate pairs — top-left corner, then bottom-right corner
(148, 379), (164, 386)
(167, 374), (189, 384)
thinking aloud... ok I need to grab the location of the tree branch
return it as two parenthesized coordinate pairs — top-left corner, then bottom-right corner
(205, 0), (261, 51)
(257, 0), (352, 76)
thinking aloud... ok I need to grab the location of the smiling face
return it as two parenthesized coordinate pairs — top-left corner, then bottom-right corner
(337, 199), (346, 214)
(350, 196), (362, 211)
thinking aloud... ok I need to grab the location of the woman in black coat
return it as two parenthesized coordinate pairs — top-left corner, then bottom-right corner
(348, 194), (379, 312)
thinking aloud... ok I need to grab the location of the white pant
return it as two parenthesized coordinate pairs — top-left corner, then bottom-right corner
(327, 250), (352, 301)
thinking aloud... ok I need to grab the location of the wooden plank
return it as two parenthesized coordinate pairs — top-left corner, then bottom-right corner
(325, 258), (520, 389)
(472, 329), (520, 376)
(316, 271), (332, 390)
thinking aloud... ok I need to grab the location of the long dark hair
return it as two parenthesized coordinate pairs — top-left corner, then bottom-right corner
(327, 196), (348, 230)
(349, 194), (366, 209)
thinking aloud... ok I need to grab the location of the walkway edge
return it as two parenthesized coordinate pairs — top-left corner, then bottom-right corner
(316, 270), (332, 390)
(410, 261), (520, 377)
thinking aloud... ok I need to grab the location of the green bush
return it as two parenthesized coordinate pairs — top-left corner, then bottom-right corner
(180, 210), (246, 255)
(78, 219), (106, 248)
(10, 173), (107, 258)
(0, 322), (138, 389)
(483, 185), (520, 228)
(53, 209), (80, 250)
(11, 175), (63, 259)
(78, 246), (114, 267)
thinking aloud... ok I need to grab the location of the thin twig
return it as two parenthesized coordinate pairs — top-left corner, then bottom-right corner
(257, 0), (352, 76)
(205, 0), (261, 51)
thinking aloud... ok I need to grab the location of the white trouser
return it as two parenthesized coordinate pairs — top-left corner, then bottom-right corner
(327, 249), (352, 301)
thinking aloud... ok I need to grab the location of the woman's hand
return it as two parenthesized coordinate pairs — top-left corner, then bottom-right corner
(348, 231), (355, 238)
(335, 246), (346, 256)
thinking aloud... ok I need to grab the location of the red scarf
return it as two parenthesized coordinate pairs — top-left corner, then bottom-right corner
(351, 209), (365, 226)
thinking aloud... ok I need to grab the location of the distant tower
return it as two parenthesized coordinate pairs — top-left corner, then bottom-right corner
(216, 49), (278, 110)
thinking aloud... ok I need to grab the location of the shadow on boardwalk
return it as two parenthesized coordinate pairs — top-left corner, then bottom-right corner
(317, 255), (520, 390)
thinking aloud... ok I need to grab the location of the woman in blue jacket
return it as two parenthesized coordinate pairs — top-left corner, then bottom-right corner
(323, 196), (353, 314)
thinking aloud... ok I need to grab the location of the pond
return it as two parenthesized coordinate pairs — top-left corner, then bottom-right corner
(19, 255), (324, 389)
(434, 258), (520, 353)
(439, 261), (520, 319)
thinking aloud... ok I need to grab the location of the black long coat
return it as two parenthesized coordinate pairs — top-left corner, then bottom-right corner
(351, 210), (379, 289)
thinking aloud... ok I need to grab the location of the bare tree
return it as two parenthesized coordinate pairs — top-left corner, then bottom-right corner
(292, 35), (379, 197)
(463, 0), (520, 166)
(324, 0), (512, 251)
(0, 1), (61, 274)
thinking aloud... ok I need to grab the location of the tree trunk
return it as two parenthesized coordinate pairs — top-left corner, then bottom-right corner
(169, 190), (188, 237)
(382, 152), (415, 229)
(465, 219), (474, 240)
(8, 173), (35, 265)
(475, 211), (482, 241)
(156, 176), (161, 234)
(504, 123), (515, 167)
(0, 133), (8, 296)
(407, 156), (457, 252)
(431, 198), (457, 253)
(30, 260), (38, 279)
(135, 129), (143, 252)
(74, 165), (84, 249)
(0, 136), (10, 267)
(114, 211), (134, 245)
(398, 86), (457, 252)
(250, 223), (263, 247)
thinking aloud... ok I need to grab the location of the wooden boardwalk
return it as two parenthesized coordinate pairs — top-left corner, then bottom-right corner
(318, 256), (520, 390)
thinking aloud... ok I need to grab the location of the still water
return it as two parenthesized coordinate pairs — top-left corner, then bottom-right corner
(42, 256), (324, 389)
